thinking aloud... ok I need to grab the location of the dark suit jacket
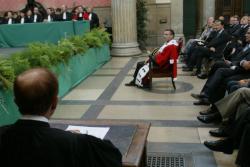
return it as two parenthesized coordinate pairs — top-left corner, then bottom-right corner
(2, 18), (16, 24)
(89, 12), (100, 29)
(33, 14), (43, 22)
(226, 24), (241, 35)
(0, 120), (122, 167)
(232, 47), (250, 63)
(228, 109), (250, 167)
(25, 16), (34, 23)
(233, 25), (250, 46)
(44, 14), (55, 22)
(206, 29), (231, 57)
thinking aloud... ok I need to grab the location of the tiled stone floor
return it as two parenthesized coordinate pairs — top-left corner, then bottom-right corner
(55, 56), (237, 167)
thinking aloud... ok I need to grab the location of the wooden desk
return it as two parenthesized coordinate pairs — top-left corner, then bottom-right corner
(50, 119), (150, 167)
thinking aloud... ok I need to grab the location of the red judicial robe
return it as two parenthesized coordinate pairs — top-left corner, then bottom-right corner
(155, 39), (179, 80)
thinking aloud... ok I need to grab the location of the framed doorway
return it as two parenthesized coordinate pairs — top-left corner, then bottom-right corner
(215, 0), (243, 22)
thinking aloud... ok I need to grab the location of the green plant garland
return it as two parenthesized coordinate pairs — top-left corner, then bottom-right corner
(0, 28), (110, 90)
(137, 0), (148, 50)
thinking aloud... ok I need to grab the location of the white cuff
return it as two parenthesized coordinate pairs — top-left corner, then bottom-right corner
(230, 66), (236, 70)
(170, 59), (174, 64)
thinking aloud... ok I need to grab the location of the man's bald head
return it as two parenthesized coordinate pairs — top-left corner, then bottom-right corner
(14, 68), (58, 116)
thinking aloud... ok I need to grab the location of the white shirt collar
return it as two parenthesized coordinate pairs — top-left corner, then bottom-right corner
(158, 39), (178, 52)
(21, 17), (24, 24)
(8, 18), (12, 24)
(63, 12), (66, 19)
(48, 15), (51, 22)
(89, 13), (92, 20)
(20, 115), (49, 123)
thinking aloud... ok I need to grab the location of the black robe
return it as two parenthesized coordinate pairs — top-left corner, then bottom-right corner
(0, 120), (122, 167)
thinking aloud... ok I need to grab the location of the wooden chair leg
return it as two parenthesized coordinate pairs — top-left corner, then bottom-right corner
(171, 77), (176, 90)
(148, 75), (152, 89)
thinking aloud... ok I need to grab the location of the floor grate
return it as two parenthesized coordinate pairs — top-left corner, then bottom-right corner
(147, 153), (193, 167)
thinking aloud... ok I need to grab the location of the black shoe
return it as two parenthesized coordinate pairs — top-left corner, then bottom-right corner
(191, 93), (205, 100)
(209, 127), (229, 137)
(182, 67), (193, 72)
(199, 107), (217, 115)
(197, 73), (208, 79)
(197, 112), (222, 124)
(193, 98), (210, 105)
(125, 80), (135, 86)
(204, 139), (233, 154)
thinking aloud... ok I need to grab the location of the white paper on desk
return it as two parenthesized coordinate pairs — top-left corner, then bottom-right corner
(66, 125), (110, 139)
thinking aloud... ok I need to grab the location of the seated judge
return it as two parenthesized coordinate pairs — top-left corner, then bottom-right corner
(125, 29), (179, 88)
(3, 11), (15, 24)
(25, 9), (33, 23)
(60, 5), (71, 21)
(33, 7), (43, 22)
(87, 7), (100, 29)
(16, 11), (26, 24)
(44, 8), (55, 23)
(0, 68), (122, 167)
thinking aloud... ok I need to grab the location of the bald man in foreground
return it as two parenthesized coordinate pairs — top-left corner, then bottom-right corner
(0, 68), (122, 167)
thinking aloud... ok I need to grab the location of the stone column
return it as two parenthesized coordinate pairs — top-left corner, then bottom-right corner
(202, 0), (215, 25)
(170, 0), (184, 38)
(111, 0), (141, 56)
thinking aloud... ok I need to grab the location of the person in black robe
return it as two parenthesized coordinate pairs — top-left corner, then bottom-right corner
(0, 68), (122, 167)
(87, 7), (100, 29)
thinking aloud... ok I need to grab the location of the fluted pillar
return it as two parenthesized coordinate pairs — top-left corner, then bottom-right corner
(111, 0), (141, 56)
(170, 0), (184, 38)
(202, 0), (215, 25)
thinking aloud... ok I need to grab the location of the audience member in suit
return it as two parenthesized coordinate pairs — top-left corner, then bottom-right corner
(3, 11), (15, 24)
(0, 68), (122, 167)
(197, 87), (250, 124)
(25, 9), (33, 23)
(183, 20), (230, 75)
(226, 16), (241, 35)
(183, 17), (214, 64)
(203, 37), (250, 81)
(233, 16), (249, 46)
(44, 8), (55, 23)
(191, 28), (250, 105)
(227, 79), (250, 93)
(87, 7), (100, 29)
(33, 7), (43, 23)
(201, 108), (250, 167)
(60, 5), (71, 21)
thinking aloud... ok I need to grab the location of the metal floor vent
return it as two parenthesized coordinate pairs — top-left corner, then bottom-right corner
(147, 153), (193, 167)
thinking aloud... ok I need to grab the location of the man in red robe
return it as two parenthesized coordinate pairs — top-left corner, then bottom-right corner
(125, 29), (179, 88)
